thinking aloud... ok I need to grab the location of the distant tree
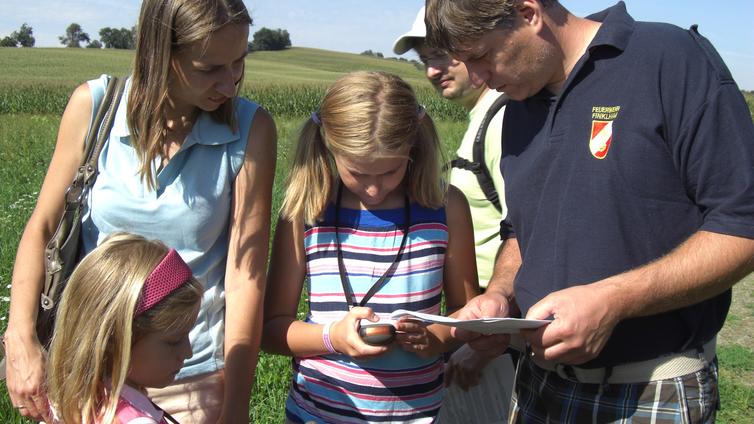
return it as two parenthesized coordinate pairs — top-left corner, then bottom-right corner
(99, 27), (135, 49)
(87, 40), (103, 49)
(359, 50), (384, 59)
(250, 27), (290, 51)
(11, 23), (35, 47)
(0, 36), (17, 47)
(59, 23), (90, 48)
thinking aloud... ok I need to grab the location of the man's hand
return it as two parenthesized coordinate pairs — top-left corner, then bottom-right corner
(451, 291), (511, 357)
(522, 283), (620, 365)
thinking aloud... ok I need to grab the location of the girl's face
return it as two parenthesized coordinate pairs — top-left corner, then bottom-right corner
(334, 154), (409, 208)
(168, 23), (249, 115)
(127, 306), (198, 389)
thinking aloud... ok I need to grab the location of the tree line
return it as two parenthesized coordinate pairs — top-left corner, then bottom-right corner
(2, 22), (293, 52)
(1, 22), (136, 49)
(59, 24), (136, 49)
(1, 23), (35, 47)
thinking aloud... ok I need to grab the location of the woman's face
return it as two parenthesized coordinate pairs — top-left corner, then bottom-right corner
(168, 23), (249, 114)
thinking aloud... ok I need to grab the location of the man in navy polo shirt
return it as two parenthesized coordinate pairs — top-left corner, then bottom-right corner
(425, 0), (754, 422)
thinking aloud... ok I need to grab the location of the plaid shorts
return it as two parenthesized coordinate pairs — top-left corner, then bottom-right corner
(509, 355), (719, 424)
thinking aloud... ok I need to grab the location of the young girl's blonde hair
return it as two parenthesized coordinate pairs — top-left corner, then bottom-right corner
(46, 233), (203, 424)
(282, 71), (446, 225)
(127, 0), (252, 190)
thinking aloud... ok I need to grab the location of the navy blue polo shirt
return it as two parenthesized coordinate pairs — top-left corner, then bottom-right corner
(500, 2), (754, 367)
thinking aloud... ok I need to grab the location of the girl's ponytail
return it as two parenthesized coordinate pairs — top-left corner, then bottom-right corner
(281, 117), (335, 225)
(408, 112), (446, 208)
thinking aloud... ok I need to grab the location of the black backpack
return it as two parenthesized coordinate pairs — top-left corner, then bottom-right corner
(450, 94), (509, 212)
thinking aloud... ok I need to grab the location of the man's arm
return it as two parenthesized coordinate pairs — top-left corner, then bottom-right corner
(486, 237), (521, 315)
(525, 231), (754, 364)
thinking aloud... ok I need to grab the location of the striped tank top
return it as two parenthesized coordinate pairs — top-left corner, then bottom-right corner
(285, 201), (448, 423)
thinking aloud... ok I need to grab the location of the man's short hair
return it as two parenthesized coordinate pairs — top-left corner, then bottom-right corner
(425, 0), (557, 53)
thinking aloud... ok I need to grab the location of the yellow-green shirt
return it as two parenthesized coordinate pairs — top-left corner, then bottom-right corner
(448, 90), (507, 287)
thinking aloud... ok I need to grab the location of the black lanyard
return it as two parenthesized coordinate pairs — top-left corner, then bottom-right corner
(151, 401), (180, 423)
(335, 184), (411, 308)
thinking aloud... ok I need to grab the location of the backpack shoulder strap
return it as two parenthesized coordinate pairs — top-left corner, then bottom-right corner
(471, 93), (508, 211)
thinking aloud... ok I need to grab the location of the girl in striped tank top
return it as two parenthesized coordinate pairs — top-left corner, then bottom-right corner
(263, 71), (479, 423)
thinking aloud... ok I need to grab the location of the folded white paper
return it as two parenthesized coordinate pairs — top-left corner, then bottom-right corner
(390, 309), (550, 334)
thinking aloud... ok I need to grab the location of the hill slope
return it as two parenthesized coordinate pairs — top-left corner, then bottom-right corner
(0, 46), (430, 89)
(1, 46), (465, 118)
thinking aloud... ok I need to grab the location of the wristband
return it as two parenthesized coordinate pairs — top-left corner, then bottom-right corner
(322, 322), (337, 354)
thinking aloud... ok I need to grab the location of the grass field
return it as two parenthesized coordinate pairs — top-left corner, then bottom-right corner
(745, 91), (754, 121)
(0, 47), (466, 121)
(0, 47), (753, 423)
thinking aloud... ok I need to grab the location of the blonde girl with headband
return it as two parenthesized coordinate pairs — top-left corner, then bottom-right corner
(263, 71), (479, 423)
(46, 233), (203, 424)
(5, 0), (275, 421)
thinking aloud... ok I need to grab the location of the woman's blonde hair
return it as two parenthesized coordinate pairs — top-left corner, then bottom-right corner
(127, 0), (252, 190)
(47, 233), (203, 424)
(281, 71), (446, 225)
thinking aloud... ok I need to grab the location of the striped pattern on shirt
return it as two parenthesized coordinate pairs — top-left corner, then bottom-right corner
(285, 202), (448, 423)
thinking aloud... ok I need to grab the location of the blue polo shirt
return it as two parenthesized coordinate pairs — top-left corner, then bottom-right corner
(81, 75), (259, 379)
(500, 2), (754, 367)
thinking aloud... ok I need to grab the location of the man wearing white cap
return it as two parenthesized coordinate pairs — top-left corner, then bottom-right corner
(394, 6), (511, 298)
(393, 7), (515, 424)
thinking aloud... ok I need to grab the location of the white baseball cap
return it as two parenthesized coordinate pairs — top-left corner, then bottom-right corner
(392, 6), (426, 55)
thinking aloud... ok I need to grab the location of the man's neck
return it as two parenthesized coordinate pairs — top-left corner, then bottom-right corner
(462, 87), (489, 112)
(546, 6), (602, 94)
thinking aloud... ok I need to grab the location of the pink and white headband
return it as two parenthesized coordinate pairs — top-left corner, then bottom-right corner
(135, 249), (193, 316)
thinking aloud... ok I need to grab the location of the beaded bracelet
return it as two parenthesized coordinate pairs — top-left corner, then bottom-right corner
(322, 322), (337, 354)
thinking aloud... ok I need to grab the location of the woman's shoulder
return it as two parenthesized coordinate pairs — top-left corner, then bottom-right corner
(61, 75), (113, 112)
(234, 96), (257, 111)
(67, 82), (94, 115)
(231, 97), (276, 175)
(234, 96), (263, 120)
(234, 97), (275, 137)
(85, 74), (116, 102)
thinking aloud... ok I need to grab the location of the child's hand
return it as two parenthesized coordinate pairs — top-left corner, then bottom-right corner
(395, 318), (436, 358)
(330, 307), (389, 359)
(444, 343), (495, 390)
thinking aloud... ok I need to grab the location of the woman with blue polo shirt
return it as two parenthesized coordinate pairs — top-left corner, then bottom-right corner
(3, 0), (276, 422)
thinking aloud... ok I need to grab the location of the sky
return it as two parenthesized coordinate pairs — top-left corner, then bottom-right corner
(2, 0), (753, 89)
